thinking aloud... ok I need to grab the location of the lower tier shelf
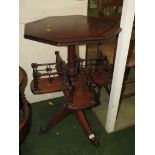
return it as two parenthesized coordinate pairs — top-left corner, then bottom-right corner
(63, 76), (97, 110)
(89, 71), (111, 86)
(31, 77), (62, 94)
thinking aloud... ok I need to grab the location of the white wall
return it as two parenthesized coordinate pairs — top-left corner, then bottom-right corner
(19, 0), (88, 103)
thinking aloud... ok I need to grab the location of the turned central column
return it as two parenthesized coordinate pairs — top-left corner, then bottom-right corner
(67, 45), (78, 80)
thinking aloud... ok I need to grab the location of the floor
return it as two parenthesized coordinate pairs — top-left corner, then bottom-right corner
(21, 97), (135, 155)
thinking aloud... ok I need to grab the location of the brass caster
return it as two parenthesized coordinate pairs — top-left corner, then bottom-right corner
(89, 134), (100, 147)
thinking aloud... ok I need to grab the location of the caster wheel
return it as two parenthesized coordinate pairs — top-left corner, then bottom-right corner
(90, 137), (100, 147)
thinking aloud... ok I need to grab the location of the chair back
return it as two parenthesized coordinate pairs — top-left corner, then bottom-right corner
(97, 0), (123, 23)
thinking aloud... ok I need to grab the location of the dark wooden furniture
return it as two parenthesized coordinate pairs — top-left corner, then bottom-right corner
(98, 0), (123, 23)
(87, 0), (123, 62)
(87, 0), (135, 98)
(97, 0), (135, 98)
(100, 39), (135, 98)
(24, 15), (121, 146)
(87, 0), (123, 54)
(19, 67), (31, 145)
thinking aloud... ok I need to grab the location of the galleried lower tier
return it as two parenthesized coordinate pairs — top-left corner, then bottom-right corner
(31, 51), (111, 110)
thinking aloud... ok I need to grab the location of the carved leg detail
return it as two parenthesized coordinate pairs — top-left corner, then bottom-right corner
(74, 110), (100, 147)
(39, 105), (69, 135)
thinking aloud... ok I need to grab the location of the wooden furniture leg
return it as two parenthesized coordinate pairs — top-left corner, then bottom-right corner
(39, 105), (69, 134)
(74, 110), (100, 147)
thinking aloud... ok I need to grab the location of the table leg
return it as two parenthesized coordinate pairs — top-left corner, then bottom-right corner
(39, 105), (69, 134)
(74, 110), (100, 147)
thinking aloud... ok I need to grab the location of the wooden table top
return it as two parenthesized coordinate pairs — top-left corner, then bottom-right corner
(24, 15), (121, 46)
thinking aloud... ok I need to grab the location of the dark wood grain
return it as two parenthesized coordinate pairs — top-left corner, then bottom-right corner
(24, 15), (121, 46)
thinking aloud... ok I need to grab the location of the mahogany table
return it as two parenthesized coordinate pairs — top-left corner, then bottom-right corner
(24, 15), (121, 146)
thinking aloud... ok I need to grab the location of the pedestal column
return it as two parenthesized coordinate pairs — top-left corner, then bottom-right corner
(67, 45), (78, 80)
